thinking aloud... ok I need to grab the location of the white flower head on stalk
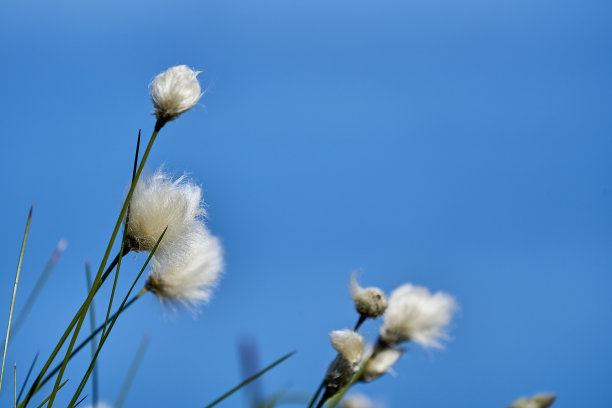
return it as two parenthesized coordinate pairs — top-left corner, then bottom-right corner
(379, 284), (457, 348)
(350, 273), (387, 319)
(509, 394), (556, 408)
(323, 330), (365, 401)
(126, 168), (204, 253)
(146, 224), (223, 309)
(329, 329), (365, 365)
(361, 347), (403, 382)
(341, 393), (377, 408)
(150, 65), (202, 123)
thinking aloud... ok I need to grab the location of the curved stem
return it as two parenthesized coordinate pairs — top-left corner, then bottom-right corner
(20, 251), (125, 407)
(307, 381), (325, 408)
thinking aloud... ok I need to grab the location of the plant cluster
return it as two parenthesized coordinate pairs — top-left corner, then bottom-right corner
(0, 65), (557, 408)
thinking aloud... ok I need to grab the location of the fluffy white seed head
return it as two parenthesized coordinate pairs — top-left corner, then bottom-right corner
(509, 394), (556, 408)
(340, 393), (377, 408)
(329, 330), (365, 365)
(146, 224), (223, 309)
(362, 347), (403, 382)
(126, 168), (204, 253)
(350, 273), (387, 319)
(379, 284), (457, 348)
(150, 65), (202, 123)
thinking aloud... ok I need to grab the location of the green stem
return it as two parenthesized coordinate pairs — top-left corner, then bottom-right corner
(31, 295), (141, 399)
(1, 206), (32, 394)
(84, 264), (99, 407)
(307, 381), (325, 408)
(203, 351), (296, 408)
(19, 251), (124, 407)
(353, 315), (366, 332)
(46, 124), (161, 408)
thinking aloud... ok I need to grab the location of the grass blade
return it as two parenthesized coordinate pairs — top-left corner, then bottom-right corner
(67, 228), (166, 408)
(1, 205), (33, 394)
(20, 252), (122, 408)
(17, 352), (38, 403)
(72, 395), (87, 408)
(34, 379), (68, 408)
(204, 351), (296, 408)
(114, 335), (150, 408)
(14, 363), (17, 408)
(35, 295), (140, 394)
(45, 126), (161, 408)
(11, 239), (67, 343)
(307, 381), (324, 408)
(84, 263), (99, 407)
(237, 336), (264, 407)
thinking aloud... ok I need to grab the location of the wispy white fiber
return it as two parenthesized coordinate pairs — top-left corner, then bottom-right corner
(349, 273), (387, 319)
(508, 394), (556, 408)
(150, 65), (202, 123)
(329, 329), (365, 365)
(362, 347), (403, 382)
(340, 393), (377, 408)
(146, 224), (223, 309)
(126, 168), (204, 253)
(379, 284), (457, 348)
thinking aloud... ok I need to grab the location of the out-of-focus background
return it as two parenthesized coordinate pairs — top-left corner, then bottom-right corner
(1, 0), (611, 407)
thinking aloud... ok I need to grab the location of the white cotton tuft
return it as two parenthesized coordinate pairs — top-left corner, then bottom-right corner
(362, 347), (403, 382)
(126, 168), (204, 253)
(340, 393), (377, 408)
(146, 223), (223, 310)
(379, 283), (457, 348)
(349, 273), (387, 319)
(150, 65), (202, 123)
(329, 329), (365, 365)
(508, 394), (556, 408)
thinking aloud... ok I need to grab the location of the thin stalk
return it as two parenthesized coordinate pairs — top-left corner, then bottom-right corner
(114, 336), (150, 408)
(11, 239), (67, 342)
(14, 363), (17, 408)
(73, 395), (87, 408)
(84, 264), (99, 407)
(38, 295), (140, 392)
(104, 129), (140, 341)
(101, 229), (127, 339)
(46, 124), (161, 408)
(353, 315), (366, 332)
(307, 381), (325, 408)
(20, 251), (123, 407)
(204, 351), (296, 408)
(1, 206), (32, 394)
(17, 352), (38, 403)
(66, 228), (165, 408)
(34, 380), (68, 408)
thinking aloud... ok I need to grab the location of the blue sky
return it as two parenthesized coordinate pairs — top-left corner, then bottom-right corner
(1, 0), (611, 407)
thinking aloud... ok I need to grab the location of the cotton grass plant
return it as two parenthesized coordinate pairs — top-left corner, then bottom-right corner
(0, 64), (556, 408)
(0, 65), (292, 408)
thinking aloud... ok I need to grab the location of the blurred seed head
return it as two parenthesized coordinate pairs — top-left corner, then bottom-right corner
(379, 283), (457, 348)
(350, 273), (387, 319)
